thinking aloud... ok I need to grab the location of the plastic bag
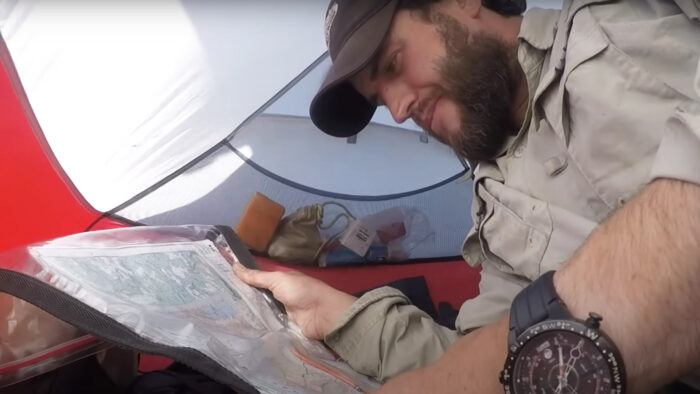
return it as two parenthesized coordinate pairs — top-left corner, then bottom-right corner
(320, 207), (435, 267)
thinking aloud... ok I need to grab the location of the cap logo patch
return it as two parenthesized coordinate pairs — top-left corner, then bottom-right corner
(324, 2), (339, 48)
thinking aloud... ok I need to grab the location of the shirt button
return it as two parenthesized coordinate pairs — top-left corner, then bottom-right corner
(544, 155), (568, 176)
(514, 146), (525, 158)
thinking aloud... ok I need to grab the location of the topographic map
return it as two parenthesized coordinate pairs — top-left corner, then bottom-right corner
(28, 238), (377, 393)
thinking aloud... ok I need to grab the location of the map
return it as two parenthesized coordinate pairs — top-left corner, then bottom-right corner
(28, 233), (378, 394)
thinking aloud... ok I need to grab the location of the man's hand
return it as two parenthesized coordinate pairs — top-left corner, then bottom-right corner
(232, 265), (357, 340)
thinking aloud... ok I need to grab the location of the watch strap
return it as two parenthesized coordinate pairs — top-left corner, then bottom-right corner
(509, 271), (570, 339)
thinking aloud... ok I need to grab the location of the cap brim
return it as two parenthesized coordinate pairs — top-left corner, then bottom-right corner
(310, 0), (398, 137)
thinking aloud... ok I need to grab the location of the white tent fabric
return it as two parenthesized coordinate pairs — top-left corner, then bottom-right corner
(232, 114), (461, 195)
(0, 0), (329, 212)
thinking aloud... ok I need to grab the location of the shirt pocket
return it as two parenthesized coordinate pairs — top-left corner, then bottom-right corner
(476, 180), (553, 281)
(538, 6), (610, 145)
(554, 6), (679, 210)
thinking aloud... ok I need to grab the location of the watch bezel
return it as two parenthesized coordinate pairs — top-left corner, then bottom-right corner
(501, 318), (626, 394)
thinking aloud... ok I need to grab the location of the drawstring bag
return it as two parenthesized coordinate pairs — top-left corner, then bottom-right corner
(266, 202), (354, 265)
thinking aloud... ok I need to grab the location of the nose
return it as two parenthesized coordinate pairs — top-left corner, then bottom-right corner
(380, 81), (416, 124)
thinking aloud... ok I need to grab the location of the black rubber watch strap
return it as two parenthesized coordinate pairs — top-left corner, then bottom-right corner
(509, 271), (570, 338)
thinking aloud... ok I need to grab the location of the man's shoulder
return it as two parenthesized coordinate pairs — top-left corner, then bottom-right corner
(576, 0), (700, 100)
(571, 0), (700, 27)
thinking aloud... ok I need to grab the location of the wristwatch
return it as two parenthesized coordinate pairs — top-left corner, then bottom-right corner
(499, 271), (626, 393)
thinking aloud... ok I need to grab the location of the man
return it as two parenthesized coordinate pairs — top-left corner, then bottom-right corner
(235, 0), (700, 392)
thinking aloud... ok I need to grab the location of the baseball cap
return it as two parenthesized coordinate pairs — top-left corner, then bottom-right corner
(309, 0), (399, 138)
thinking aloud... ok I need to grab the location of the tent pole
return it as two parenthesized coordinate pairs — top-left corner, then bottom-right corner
(227, 52), (329, 144)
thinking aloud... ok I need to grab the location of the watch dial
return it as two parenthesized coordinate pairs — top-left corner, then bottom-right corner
(512, 330), (614, 394)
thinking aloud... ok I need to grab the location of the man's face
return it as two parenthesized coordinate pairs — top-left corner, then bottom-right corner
(350, 7), (518, 162)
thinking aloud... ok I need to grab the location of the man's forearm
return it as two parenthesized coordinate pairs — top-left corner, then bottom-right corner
(379, 179), (700, 393)
(376, 316), (508, 394)
(555, 178), (700, 393)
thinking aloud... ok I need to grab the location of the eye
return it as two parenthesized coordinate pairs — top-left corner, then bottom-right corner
(385, 51), (400, 75)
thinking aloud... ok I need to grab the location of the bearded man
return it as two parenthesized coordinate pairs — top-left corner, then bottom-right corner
(236, 0), (700, 392)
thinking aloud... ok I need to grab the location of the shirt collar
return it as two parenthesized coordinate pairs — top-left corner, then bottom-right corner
(486, 9), (561, 161)
(518, 8), (560, 51)
(491, 9), (560, 159)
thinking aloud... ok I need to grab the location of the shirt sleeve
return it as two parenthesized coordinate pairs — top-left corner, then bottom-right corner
(650, 41), (700, 185)
(455, 262), (528, 331)
(323, 286), (459, 382)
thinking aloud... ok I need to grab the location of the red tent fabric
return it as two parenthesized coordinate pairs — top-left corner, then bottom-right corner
(0, 38), (126, 253)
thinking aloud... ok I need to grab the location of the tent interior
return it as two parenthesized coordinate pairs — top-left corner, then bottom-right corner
(0, 0), (562, 388)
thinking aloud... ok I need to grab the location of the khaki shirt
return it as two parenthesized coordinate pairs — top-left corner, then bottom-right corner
(324, 0), (700, 382)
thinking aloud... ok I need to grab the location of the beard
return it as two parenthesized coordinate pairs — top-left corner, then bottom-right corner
(432, 14), (520, 163)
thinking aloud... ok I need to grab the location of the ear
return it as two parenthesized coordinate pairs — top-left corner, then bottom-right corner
(456, 0), (481, 18)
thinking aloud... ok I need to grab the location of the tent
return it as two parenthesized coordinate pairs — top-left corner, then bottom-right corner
(0, 0), (481, 303)
(0, 0), (560, 386)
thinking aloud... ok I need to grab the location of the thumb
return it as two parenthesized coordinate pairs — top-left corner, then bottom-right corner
(232, 264), (275, 290)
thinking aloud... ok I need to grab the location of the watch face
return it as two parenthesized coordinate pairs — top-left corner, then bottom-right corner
(511, 330), (617, 394)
